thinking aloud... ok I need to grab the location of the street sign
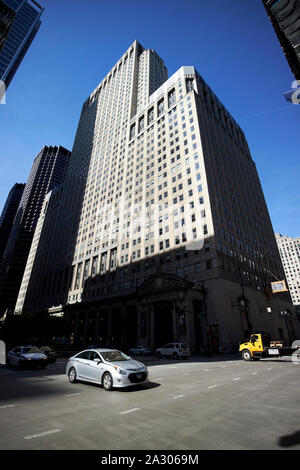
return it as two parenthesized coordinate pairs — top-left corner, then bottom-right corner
(270, 280), (288, 293)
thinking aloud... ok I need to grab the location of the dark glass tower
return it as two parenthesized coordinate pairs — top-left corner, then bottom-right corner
(0, 146), (71, 316)
(0, 0), (44, 98)
(0, 1), (16, 52)
(262, 0), (300, 80)
(0, 182), (25, 261)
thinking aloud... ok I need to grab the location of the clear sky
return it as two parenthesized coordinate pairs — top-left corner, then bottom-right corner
(0, 0), (299, 237)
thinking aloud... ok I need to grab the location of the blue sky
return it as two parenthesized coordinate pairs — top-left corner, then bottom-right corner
(0, 0), (299, 237)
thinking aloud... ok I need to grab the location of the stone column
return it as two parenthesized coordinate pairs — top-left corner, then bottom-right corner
(172, 301), (178, 341)
(120, 305), (127, 350)
(184, 295), (195, 348)
(106, 310), (113, 347)
(82, 313), (89, 346)
(94, 312), (100, 344)
(74, 313), (80, 345)
(137, 309), (142, 345)
(149, 304), (155, 347)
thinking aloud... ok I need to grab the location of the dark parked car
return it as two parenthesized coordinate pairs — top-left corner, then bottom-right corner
(39, 345), (57, 363)
(128, 346), (153, 356)
(7, 346), (48, 369)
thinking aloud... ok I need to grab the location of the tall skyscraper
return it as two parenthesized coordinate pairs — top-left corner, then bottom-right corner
(0, 0), (44, 98)
(262, 0), (300, 80)
(18, 41), (299, 350)
(0, 182), (25, 261)
(0, 145), (71, 316)
(276, 233), (300, 305)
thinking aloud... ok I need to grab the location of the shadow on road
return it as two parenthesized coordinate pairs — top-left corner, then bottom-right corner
(117, 382), (161, 393)
(278, 430), (300, 448)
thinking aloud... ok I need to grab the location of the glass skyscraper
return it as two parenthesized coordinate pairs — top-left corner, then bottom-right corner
(0, 0), (43, 97)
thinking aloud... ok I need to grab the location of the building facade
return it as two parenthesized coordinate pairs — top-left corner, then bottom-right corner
(0, 182), (25, 261)
(262, 0), (300, 80)
(0, 0), (43, 98)
(17, 41), (300, 351)
(276, 233), (300, 305)
(0, 146), (71, 316)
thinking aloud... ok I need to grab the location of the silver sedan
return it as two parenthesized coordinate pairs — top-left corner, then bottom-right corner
(66, 348), (149, 391)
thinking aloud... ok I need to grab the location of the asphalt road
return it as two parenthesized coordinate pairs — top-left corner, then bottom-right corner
(0, 355), (300, 450)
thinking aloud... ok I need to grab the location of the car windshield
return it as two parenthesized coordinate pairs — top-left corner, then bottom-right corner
(41, 346), (52, 352)
(22, 348), (41, 354)
(101, 351), (130, 362)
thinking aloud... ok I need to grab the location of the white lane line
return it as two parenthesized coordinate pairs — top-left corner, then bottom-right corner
(24, 429), (62, 440)
(233, 377), (241, 381)
(64, 393), (81, 397)
(252, 372), (258, 375)
(0, 404), (15, 409)
(119, 408), (140, 415)
(173, 395), (185, 400)
(208, 385), (217, 389)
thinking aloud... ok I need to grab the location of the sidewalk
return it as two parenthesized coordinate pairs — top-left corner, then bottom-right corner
(55, 350), (240, 362)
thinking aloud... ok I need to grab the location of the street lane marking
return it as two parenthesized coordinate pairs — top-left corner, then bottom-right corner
(119, 408), (140, 415)
(252, 372), (258, 375)
(233, 377), (241, 381)
(0, 404), (15, 409)
(24, 429), (62, 440)
(208, 385), (217, 389)
(64, 393), (81, 397)
(173, 395), (185, 399)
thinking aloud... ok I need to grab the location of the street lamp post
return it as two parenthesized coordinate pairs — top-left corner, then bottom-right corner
(280, 310), (292, 345)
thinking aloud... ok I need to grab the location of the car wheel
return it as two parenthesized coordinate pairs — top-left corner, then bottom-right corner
(156, 352), (161, 359)
(102, 372), (113, 391)
(172, 352), (178, 360)
(68, 367), (77, 383)
(242, 350), (252, 361)
(6, 358), (11, 368)
(17, 359), (24, 369)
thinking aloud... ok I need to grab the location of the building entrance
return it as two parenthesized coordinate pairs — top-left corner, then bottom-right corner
(154, 301), (173, 348)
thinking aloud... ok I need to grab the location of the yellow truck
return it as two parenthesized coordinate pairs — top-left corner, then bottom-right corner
(239, 333), (300, 361)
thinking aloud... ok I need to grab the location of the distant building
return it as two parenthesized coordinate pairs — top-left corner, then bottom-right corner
(0, 146), (71, 316)
(276, 234), (300, 306)
(262, 0), (300, 80)
(0, 182), (25, 261)
(17, 41), (299, 349)
(0, 0), (44, 98)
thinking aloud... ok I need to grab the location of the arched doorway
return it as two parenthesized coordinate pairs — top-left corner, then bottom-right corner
(154, 301), (173, 348)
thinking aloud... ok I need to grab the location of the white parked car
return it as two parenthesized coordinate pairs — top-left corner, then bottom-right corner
(6, 346), (48, 369)
(66, 348), (149, 391)
(155, 343), (190, 360)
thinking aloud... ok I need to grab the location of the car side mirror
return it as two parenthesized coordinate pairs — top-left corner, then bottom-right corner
(93, 358), (102, 364)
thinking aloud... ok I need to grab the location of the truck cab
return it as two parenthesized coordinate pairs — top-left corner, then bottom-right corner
(239, 334), (264, 361)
